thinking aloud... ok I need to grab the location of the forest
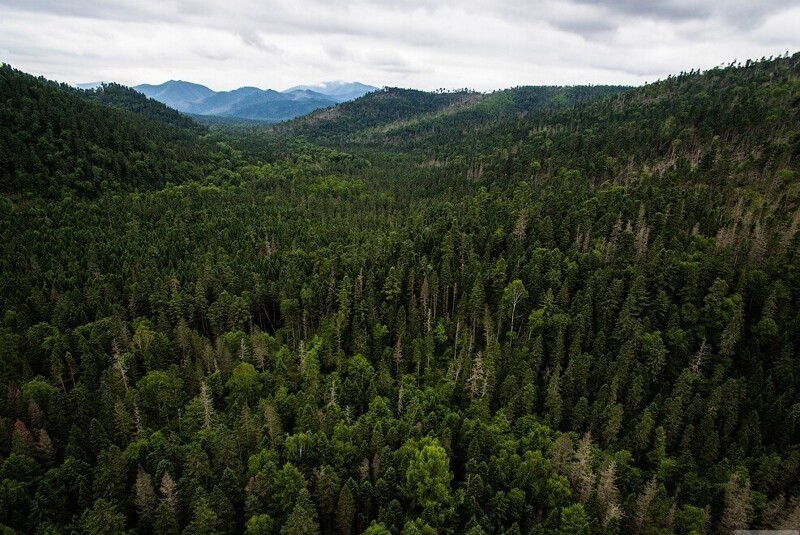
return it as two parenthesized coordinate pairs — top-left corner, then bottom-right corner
(0, 53), (799, 534)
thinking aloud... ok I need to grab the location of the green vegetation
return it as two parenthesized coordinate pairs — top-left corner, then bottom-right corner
(81, 83), (208, 133)
(1, 53), (799, 534)
(0, 65), (216, 197)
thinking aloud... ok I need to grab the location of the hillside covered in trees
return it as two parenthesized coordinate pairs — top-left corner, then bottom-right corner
(1, 53), (799, 534)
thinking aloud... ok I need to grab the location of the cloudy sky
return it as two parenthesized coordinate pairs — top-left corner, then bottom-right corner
(1, 0), (799, 91)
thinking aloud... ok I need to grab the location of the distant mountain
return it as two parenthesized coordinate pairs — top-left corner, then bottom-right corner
(283, 88), (334, 101)
(134, 80), (216, 112)
(134, 80), (349, 121)
(283, 81), (378, 102)
(187, 86), (281, 116)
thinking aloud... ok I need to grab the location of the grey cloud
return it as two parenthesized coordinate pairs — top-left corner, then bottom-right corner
(716, 0), (800, 28)
(368, 61), (430, 75)
(196, 50), (235, 61)
(2, 0), (478, 47)
(1, 0), (799, 91)
(366, 54), (413, 69)
(0, 0), (164, 21)
(486, 1), (622, 39)
(240, 31), (279, 52)
(590, 58), (676, 78)
(324, 43), (349, 60)
(491, 0), (800, 42)
(571, 0), (711, 22)
(572, 0), (800, 28)
(549, 17), (618, 37)
(6, 0), (800, 32)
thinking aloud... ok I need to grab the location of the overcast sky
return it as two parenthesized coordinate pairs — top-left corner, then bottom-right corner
(1, 0), (799, 91)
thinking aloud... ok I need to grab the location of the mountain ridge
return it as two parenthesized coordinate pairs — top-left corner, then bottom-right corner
(133, 80), (377, 121)
(275, 85), (630, 148)
(284, 80), (378, 102)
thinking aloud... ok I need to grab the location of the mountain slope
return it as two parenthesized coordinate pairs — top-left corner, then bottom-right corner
(80, 82), (205, 132)
(0, 65), (215, 197)
(275, 85), (629, 148)
(275, 87), (484, 141)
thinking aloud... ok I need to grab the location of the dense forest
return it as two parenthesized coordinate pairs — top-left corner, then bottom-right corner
(0, 53), (799, 534)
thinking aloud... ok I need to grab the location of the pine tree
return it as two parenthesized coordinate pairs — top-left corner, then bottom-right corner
(281, 489), (321, 535)
(335, 481), (356, 535)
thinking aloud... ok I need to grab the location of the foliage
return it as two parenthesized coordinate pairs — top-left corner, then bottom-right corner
(1, 53), (800, 533)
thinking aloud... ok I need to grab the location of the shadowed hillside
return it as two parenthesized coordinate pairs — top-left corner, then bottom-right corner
(0, 65), (219, 197)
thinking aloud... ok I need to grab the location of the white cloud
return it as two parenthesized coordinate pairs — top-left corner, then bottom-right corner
(0, 0), (798, 90)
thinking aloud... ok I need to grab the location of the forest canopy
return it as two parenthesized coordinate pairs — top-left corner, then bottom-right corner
(1, 53), (800, 534)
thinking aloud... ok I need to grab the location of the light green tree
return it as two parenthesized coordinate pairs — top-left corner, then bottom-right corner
(246, 514), (275, 535)
(227, 362), (262, 407)
(363, 522), (392, 535)
(559, 504), (590, 535)
(405, 438), (454, 526)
